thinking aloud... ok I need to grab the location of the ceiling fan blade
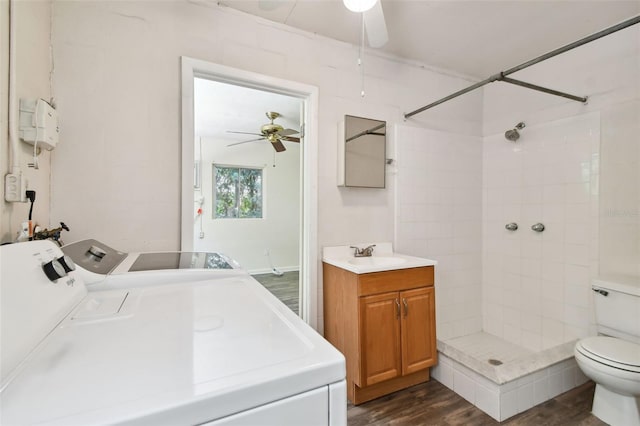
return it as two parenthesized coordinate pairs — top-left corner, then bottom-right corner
(271, 139), (286, 152)
(363, 0), (388, 48)
(227, 138), (266, 147)
(277, 128), (299, 136)
(281, 136), (300, 143)
(227, 131), (264, 136)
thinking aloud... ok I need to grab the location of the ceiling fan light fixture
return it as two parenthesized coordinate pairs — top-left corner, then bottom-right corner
(343, 0), (376, 13)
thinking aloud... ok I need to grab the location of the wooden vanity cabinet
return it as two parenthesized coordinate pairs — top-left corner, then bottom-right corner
(323, 264), (436, 405)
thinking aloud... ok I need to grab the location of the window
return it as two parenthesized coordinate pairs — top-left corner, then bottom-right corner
(213, 165), (263, 219)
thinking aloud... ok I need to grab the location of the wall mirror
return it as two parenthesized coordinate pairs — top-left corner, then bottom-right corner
(338, 115), (386, 188)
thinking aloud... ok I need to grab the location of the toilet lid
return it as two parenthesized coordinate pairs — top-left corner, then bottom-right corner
(578, 336), (640, 371)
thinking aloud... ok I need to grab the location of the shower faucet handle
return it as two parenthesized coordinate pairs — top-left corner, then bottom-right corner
(531, 223), (545, 232)
(505, 222), (518, 231)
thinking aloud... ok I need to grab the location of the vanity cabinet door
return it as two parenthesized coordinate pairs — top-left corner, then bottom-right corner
(359, 292), (402, 386)
(400, 287), (437, 376)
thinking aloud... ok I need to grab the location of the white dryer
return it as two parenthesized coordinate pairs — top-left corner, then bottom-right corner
(0, 240), (346, 425)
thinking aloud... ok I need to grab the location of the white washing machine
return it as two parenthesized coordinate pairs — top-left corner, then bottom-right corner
(0, 240), (346, 425)
(61, 239), (244, 290)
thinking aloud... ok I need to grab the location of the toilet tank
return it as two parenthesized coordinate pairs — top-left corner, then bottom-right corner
(592, 276), (640, 341)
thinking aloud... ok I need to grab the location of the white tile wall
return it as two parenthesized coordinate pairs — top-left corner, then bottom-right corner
(395, 125), (483, 340)
(412, 23), (637, 425)
(482, 113), (600, 351)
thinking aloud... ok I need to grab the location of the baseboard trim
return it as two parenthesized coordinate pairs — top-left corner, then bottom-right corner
(249, 266), (300, 275)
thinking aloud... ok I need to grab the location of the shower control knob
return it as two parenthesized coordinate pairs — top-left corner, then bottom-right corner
(531, 223), (545, 232)
(42, 259), (67, 282)
(57, 255), (76, 273)
(505, 222), (518, 231)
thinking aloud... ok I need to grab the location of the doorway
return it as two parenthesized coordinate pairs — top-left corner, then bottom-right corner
(180, 58), (319, 328)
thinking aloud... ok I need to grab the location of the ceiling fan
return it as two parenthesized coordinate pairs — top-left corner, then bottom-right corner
(227, 112), (301, 153)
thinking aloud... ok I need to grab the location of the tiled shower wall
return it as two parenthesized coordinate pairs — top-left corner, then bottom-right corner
(481, 113), (600, 352)
(395, 125), (483, 340)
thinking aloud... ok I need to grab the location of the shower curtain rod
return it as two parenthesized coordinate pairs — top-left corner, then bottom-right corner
(404, 15), (640, 120)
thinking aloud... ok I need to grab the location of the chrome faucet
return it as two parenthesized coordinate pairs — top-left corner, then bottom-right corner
(350, 244), (376, 257)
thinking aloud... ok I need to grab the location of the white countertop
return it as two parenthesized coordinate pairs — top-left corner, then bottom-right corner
(322, 243), (437, 274)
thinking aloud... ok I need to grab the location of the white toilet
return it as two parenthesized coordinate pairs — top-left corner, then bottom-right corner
(574, 277), (640, 426)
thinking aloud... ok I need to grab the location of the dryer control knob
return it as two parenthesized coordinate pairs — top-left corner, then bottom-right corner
(42, 260), (67, 282)
(57, 255), (76, 273)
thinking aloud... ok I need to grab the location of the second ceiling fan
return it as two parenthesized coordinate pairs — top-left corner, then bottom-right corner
(227, 111), (301, 152)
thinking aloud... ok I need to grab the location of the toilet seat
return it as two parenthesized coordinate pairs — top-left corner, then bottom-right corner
(576, 336), (640, 373)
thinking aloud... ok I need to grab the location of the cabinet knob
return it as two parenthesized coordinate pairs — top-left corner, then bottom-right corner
(403, 298), (408, 317)
(395, 299), (400, 319)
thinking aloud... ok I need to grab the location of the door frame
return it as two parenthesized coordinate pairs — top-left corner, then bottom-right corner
(180, 57), (319, 328)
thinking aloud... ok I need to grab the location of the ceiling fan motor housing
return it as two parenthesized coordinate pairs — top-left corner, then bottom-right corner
(261, 123), (285, 135)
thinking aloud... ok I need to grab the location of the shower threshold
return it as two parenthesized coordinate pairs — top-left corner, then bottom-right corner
(431, 332), (589, 421)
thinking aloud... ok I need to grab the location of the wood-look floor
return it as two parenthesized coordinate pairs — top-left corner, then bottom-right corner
(252, 271), (299, 314)
(348, 379), (604, 426)
(250, 272), (602, 425)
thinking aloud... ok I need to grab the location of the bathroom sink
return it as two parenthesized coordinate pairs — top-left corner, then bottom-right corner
(348, 257), (406, 267)
(322, 243), (437, 274)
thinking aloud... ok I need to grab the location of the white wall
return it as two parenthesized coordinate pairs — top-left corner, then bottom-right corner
(194, 136), (300, 273)
(50, 0), (482, 328)
(395, 125), (483, 341)
(0, 1), (7, 239)
(1, 0), (52, 243)
(15, 1), (636, 338)
(482, 113), (600, 351)
(599, 100), (640, 278)
(394, 22), (639, 348)
(482, 25), (640, 136)
(481, 23), (640, 348)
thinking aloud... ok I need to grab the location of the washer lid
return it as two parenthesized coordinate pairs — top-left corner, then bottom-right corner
(578, 336), (640, 370)
(0, 275), (345, 425)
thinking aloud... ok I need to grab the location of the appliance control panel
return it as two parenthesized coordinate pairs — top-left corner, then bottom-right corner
(0, 241), (87, 388)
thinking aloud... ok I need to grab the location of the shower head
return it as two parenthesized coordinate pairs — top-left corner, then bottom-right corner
(504, 122), (526, 142)
(505, 129), (520, 142)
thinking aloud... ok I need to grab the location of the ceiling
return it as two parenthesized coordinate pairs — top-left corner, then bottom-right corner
(195, 78), (302, 145)
(218, 0), (640, 78)
(195, 1), (638, 143)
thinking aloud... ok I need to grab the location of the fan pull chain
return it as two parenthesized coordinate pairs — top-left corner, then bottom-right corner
(359, 12), (365, 97)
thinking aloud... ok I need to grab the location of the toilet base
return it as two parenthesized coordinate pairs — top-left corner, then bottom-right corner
(592, 384), (640, 426)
